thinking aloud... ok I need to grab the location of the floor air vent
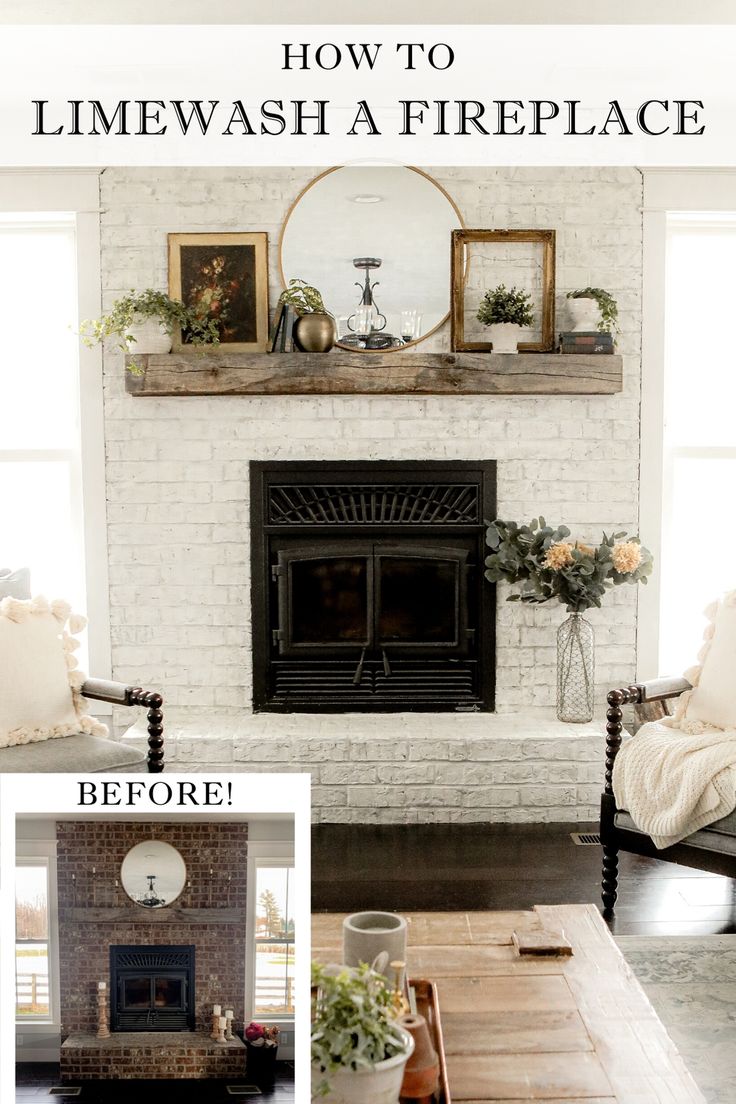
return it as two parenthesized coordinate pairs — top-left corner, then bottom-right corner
(571, 832), (601, 846)
(49, 1089), (82, 1097)
(226, 1088), (262, 1096)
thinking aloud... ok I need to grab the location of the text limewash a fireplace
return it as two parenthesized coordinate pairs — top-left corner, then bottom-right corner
(250, 461), (496, 712)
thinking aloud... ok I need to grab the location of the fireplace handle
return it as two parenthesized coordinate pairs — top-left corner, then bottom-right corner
(381, 648), (392, 678)
(352, 647), (367, 686)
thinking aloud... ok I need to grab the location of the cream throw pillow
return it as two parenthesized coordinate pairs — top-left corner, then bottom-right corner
(671, 591), (736, 733)
(0, 596), (108, 748)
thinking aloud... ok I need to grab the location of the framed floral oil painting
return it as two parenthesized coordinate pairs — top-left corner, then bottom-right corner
(168, 232), (269, 352)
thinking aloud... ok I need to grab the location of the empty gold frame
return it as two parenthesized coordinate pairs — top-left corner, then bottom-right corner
(451, 229), (556, 353)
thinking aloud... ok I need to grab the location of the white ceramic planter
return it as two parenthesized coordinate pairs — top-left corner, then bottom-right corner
(342, 912), (408, 971)
(487, 322), (521, 354)
(567, 297), (602, 332)
(311, 1026), (414, 1104)
(126, 318), (173, 355)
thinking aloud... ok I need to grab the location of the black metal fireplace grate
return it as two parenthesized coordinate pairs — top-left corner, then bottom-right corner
(251, 461), (496, 713)
(110, 945), (195, 1032)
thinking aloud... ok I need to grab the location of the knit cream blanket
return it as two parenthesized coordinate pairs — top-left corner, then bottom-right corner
(612, 720), (736, 848)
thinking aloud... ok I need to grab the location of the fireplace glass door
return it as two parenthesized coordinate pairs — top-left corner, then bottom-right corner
(121, 974), (187, 1012)
(275, 541), (469, 657)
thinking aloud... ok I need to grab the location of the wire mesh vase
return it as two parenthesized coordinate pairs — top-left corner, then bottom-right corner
(557, 612), (595, 723)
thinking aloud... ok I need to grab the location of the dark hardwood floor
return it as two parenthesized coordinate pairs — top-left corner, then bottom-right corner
(312, 822), (736, 935)
(15, 1062), (294, 1103)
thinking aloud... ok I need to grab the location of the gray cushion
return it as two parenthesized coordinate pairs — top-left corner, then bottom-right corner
(0, 733), (146, 773)
(0, 567), (31, 600)
(615, 810), (736, 856)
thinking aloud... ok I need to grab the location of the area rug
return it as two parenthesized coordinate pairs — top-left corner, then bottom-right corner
(617, 935), (736, 1104)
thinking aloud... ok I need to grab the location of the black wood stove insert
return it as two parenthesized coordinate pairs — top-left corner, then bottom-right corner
(250, 460), (496, 712)
(110, 945), (195, 1031)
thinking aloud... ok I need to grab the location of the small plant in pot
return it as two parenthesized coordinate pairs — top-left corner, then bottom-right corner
(566, 287), (618, 336)
(80, 288), (220, 374)
(279, 278), (336, 353)
(476, 284), (534, 354)
(312, 961), (414, 1103)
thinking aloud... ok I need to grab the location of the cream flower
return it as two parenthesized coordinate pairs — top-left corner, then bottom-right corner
(575, 542), (595, 556)
(612, 540), (642, 574)
(544, 541), (574, 571)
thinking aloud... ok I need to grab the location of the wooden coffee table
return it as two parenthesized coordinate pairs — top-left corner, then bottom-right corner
(312, 903), (705, 1103)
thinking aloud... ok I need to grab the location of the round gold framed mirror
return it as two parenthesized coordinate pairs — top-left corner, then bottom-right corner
(279, 165), (464, 351)
(120, 840), (186, 909)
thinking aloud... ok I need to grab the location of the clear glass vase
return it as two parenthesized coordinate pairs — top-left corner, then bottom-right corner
(557, 612), (595, 723)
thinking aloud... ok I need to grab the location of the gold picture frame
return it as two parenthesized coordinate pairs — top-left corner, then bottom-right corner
(168, 232), (269, 352)
(451, 228), (556, 353)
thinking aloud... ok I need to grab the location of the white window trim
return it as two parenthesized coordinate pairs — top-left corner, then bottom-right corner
(0, 171), (111, 693)
(15, 841), (61, 1032)
(245, 842), (295, 1044)
(639, 169), (736, 679)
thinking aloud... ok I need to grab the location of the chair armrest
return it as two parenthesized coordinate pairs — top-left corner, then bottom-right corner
(603, 676), (692, 798)
(80, 678), (132, 705)
(634, 676), (692, 703)
(80, 678), (164, 774)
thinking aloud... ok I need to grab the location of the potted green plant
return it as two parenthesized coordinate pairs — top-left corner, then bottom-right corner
(80, 288), (220, 373)
(279, 278), (336, 353)
(476, 284), (534, 354)
(566, 287), (618, 335)
(312, 962), (414, 1103)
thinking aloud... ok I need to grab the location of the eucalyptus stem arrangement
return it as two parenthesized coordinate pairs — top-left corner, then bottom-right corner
(484, 517), (652, 612)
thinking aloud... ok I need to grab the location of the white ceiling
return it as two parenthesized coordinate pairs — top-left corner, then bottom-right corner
(0, 0), (733, 22)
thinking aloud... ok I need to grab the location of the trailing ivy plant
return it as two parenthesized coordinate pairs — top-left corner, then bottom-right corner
(311, 961), (406, 1097)
(80, 289), (221, 375)
(477, 284), (535, 328)
(566, 287), (618, 334)
(278, 278), (328, 316)
(484, 517), (653, 613)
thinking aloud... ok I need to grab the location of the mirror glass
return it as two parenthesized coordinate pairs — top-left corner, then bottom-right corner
(280, 166), (463, 350)
(121, 840), (187, 909)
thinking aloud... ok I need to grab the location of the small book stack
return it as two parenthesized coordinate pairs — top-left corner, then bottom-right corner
(559, 330), (614, 355)
(269, 303), (297, 352)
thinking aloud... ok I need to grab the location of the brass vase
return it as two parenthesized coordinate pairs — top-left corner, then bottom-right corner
(294, 312), (336, 353)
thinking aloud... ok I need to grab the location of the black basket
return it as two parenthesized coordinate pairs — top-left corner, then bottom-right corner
(245, 1040), (278, 1087)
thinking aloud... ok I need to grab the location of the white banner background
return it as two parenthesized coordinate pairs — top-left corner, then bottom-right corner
(0, 24), (733, 165)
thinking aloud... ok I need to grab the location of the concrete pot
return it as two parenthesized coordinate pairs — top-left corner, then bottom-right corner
(311, 1025), (414, 1104)
(126, 318), (172, 355)
(342, 912), (408, 972)
(486, 322), (521, 353)
(567, 297), (602, 332)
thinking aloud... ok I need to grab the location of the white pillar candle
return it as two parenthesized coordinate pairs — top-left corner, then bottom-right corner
(225, 1009), (233, 1018)
(213, 1004), (221, 1016)
(219, 1016), (226, 1028)
(98, 981), (106, 990)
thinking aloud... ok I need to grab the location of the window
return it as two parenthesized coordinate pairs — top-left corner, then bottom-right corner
(252, 863), (295, 1017)
(659, 213), (736, 673)
(16, 861), (51, 1021)
(0, 215), (87, 615)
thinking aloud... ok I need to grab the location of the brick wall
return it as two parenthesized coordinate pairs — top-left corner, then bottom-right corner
(56, 821), (247, 1036)
(100, 165), (642, 820)
(100, 165), (643, 716)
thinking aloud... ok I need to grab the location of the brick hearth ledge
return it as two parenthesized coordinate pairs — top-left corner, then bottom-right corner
(61, 1032), (245, 1081)
(123, 709), (605, 825)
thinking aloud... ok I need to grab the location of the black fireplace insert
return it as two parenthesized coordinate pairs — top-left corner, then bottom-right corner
(250, 460), (496, 712)
(110, 945), (195, 1031)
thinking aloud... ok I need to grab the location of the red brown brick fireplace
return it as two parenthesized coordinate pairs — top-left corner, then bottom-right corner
(56, 820), (247, 1081)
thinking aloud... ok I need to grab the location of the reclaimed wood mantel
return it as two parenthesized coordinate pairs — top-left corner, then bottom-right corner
(62, 906), (241, 924)
(125, 350), (623, 397)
